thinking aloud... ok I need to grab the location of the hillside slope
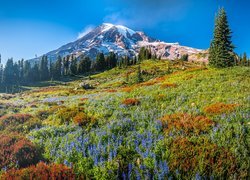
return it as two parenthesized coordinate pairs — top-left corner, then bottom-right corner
(0, 61), (249, 179)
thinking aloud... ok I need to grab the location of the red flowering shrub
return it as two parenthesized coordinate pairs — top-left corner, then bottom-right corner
(1, 162), (75, 180)
(204, 103), (239, 115)
(0, 134), (41, 169)
(160, 113), (214, 135)
(168, 137), (236, 176)
(122, 98), (140, 106)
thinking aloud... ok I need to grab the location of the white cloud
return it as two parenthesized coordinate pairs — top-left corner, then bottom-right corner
(77, 25), (95, 39)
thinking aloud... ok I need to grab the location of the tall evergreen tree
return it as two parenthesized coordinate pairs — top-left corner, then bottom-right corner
(78, 56), (91, 74)
(63, 56), (70, 76)
(39, 55), (49, 80)
(23, 61), (32, 82)
(54, 56), (62, 79)
(0, 54), (2, 84)
(209, 8), (234, 68)
(136, 65), (143, 83)
(31, 63), (40, 82)
(70, 57), (78, 75)
(3, 58), (15, 85)
(95, 52), (106, 71)
(242, 52), (247, 66)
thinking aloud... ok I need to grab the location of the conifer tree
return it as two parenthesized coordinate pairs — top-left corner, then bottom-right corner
(31, 63), (40, 82)
(209, 8), (234, 68)
(136, 65), (143, 83)
(54, 56), (62, 79)
(242, 52), (247, 66)
(78, 56), (91, 74)
(39, 55), (49, 80)
(3, 58), (15, 85)
(96, 52), (106, 71)
(23, 61), (32, 82)
(0, 54), (2, 84)
(70, 57), (78, 75)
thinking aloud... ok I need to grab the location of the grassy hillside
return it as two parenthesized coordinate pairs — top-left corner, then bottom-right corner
(0, 60), (249, 179)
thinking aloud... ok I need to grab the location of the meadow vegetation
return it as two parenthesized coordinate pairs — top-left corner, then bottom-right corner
(0, 60), (249, 179)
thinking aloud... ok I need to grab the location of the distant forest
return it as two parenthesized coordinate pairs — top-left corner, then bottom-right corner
(0, 47), (157, 93)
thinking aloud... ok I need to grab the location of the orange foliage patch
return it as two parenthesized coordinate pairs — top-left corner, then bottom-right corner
(32, 87), (62, 93)
(1, 162), (75, 180)
(73, 112), (95, 126)
(80, 98), (89, 101)
(106, 89), (118, 93)
(122, 98), (140, 106)
(139, 81), (157, 87)
(185, 67), (207, 72)
(0, 114), (33, 128)
(168, 137), (236, 175)
(161, 83), (177, 88)
(184, 74), (196, 80)
(154, 76), (166, 82)
(121, 87), (135, 93)
(160, 113), (214, 135)
(204, 103), (239, 115)
(155, 94), (166, 101)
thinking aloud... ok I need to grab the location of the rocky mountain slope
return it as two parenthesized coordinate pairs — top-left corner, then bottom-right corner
(31, 23), (207, 62)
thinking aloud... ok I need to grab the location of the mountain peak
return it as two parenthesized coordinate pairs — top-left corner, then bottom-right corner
(101, 23), (136, 37)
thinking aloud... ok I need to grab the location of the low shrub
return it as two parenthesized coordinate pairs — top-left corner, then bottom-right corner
(167, 137), (236, 177)
(121, 87), (135, 93)
(161, 83), (177, 88)
(0, 114), (40, 133)
(56, 106), (84, 123)
(154, 76), (166, 82)
(73, 112), (95, 127)
(106, 89), (118, 93)
(0, 134), (42, 169)
(155, 94), (166, 101)
(122, 98), (140, 106)
(160, 113), (214, 135)
(80, 98), (89, 101)
(204, 103), (239, 115)
(139, 81), (157, 87)
(1, 162), (75, 180)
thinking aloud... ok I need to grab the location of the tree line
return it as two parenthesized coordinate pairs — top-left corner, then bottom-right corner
(0, 51), (145, 92)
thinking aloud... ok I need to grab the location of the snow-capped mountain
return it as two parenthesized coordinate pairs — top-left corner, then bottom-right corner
(31, 23), (207, 62)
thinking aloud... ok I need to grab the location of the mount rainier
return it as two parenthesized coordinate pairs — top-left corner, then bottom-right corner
(31, 23), (207, 62)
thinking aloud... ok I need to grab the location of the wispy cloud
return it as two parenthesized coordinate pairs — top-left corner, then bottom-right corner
(77, 25), (95, 39)
(103, 0), (190, 29)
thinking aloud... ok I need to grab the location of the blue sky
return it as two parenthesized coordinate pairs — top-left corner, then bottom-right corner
(0, 0), (249, 64)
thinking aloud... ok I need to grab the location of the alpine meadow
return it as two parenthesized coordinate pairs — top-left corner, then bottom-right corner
(0, 1), (249, 180)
